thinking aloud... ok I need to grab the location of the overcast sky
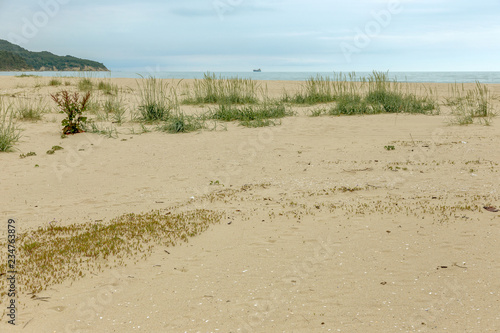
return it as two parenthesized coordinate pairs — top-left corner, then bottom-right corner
(0, 0), (499, 71)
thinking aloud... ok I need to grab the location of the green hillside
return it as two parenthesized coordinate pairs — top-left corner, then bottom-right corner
(0, 39), (108, 71)
(0, 51), (31, 70)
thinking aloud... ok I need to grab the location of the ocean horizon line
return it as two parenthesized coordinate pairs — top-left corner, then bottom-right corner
(2, 70), (500, 83)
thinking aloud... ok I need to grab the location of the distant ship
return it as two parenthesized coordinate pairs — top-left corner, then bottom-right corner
(253, 68), (261, 72)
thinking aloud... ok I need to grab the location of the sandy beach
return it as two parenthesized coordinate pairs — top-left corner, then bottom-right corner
(0, 75), (499, 332)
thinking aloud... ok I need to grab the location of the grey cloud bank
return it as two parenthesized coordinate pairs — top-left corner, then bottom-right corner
(0, 0), (499, 71)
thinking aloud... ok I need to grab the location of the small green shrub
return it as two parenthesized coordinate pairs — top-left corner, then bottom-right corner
(51, 90), (91, 134)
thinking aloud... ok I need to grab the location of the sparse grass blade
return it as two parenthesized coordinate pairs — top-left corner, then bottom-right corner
(87, 121), (118, 138)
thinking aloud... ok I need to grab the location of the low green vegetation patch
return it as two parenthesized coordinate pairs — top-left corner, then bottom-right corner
(0, 209), (223, 295)
(208, 101), (292, 127)
(331, 94), (371, 115)
(15, 74), (39, 78)
(49, 78), (62, 86)
(284, 71), (439, 115)
(183, 72), (259, 105)
(158, 113), (205, 133)
(46, 145), (64, 154)
(20, 151), (36, 158)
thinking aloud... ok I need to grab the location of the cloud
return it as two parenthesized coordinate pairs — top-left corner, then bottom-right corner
(0, 0), (499, 71)
(170, 6), (215, 17)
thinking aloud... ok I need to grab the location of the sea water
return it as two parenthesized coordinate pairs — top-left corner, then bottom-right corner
(2, 71), (500, 83)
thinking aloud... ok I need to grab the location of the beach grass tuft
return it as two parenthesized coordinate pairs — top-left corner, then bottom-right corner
(183, 72), (259, 105)
(98, 80), (119, 95)
(448, 81), (496, 125)
(49, 78), (62, 86)
(282, 73), (360, 104)
(208, 100), (292, 127)
(15, 96), (48, 121)
(136, 76), (178, 122)
(282, 71), (439, 115)
(158, 112), (205, 133)
(365, 71), (437, 114)
(330, 94), (371, 115)
(0, 99), (22, 152)
(102, 96), (127, 124)
(78, 77), (93, 91)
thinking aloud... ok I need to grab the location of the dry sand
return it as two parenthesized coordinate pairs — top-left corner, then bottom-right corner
(0, 76), (499, 332)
